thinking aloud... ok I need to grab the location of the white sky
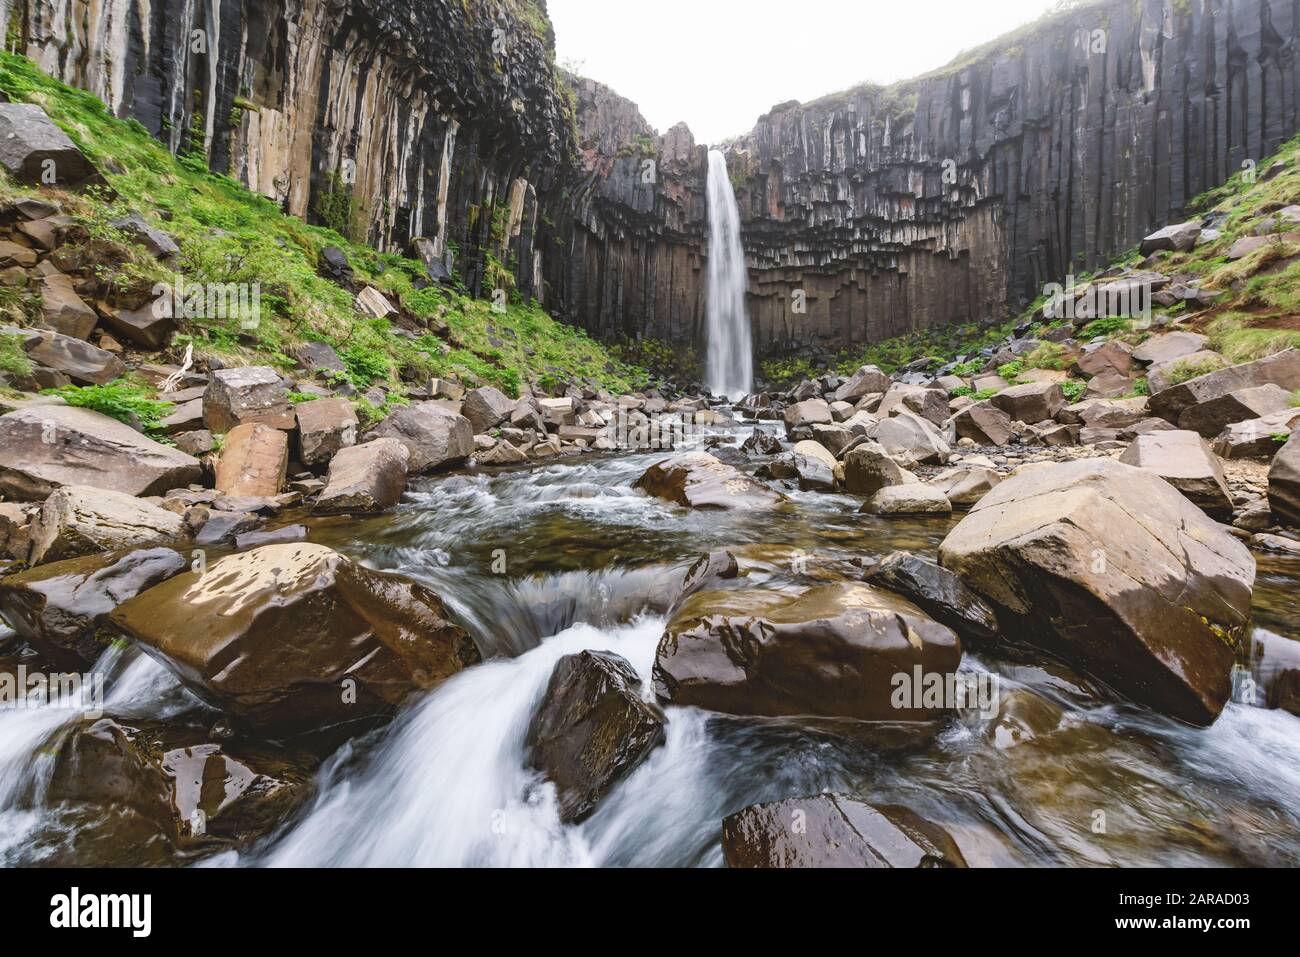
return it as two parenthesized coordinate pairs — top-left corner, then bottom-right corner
(547, 0), (1065, 144)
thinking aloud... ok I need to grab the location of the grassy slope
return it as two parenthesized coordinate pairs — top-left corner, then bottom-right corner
(0, 51), (647, 427)
(763, 131), (1300, 392)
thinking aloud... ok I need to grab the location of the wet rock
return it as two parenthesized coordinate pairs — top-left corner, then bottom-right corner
(1248, 628), (1300, 715)
(926, 465), (1001, 508)
(234, 525), (307, 550)
(764, 452), (836, 492)
(654, 582), (961, 721)
(0, 103), (100, 187)
(0, 501), (35, 560)
(1118, 430), (1233, 518)
(939, 460), (1255, 725)
(24, 329), (125, 385)
(525, 650), (666, 823)
(722, 794), (967, 868)
(1213, 410), (1300, 459)
(741, 429), (782, 455)
(951, 400), (1014, 446)
(461, 386), (516, 434)
(989, 381), (1066, 424)
(1177, 383), (1294, 438)
(203, 366), (294, 432)
(834, 365), (891, 402)
(862, 485), (952, 515)
(0, 547), (185, 668)
(28, 486), (184, 565)
(634, 452), (784, 510)
(43, 715), (313, 850)
(365, 402), (473, 473)
(108, 544), (481, 734)
(863, 551), (998, 642)
(1270, 432), (1300, 527)
(477, 439), (528, 465)
(214, 423), (288, 498)
(841, 441), (911, 496)
(313, 438), (408, 515)
(295, 398), (358, 466)
(1148, 348), (1300, 426)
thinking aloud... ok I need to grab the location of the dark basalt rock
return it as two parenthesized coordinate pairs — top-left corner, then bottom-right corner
(863, 551), (998, 642)
(722, 794), (967, 868)
(526, 650), (666, 823)
(1270, 432), (1300, 527)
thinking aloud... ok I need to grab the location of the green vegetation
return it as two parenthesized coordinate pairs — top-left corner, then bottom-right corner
(41, 378), (174, 430)
(1081, 316), (1132, 339)
(1061, 379), (1087, 402)
(1292, 389), (1300, 408)
(0, 50), (646, 411)
(1166, 354), (1228, 386)
(0, 332), (33, 381)
(1205, 313), (1300, 365)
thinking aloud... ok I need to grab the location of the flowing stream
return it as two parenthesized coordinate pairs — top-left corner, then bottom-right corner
(705, 149), (753, 399)
(2, 421), (1300, 866)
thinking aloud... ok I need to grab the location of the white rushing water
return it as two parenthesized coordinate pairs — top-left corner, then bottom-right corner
(705, 149), (753, 399)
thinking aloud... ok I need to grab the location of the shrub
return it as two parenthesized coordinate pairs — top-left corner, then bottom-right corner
(1167, 355), (1229, 385)
(0, 332), (33, 381)
(42, 379), (174, 430)
(1061, 379), (1088, 402)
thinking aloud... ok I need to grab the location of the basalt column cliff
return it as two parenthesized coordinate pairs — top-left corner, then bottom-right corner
(10, 0), (1300, 359)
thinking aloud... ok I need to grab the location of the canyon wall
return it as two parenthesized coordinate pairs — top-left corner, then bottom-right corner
(6, 0), (1300, 360)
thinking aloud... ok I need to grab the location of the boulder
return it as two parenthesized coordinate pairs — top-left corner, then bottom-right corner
(1118, 430), (1233, 518)
(653, 582), (961, 721)
(1270, 432), (1300, 527)
(1058, 397), (1149, 429)
(365, 402), (473, 473)
(989, 381), (1066, 426)
(203, 366), (294, 432)
(1213, 410), (1300, 459)
(0, 406), (201, 500)
(0, 547), (186, 668)
(107, 544), (482, 733)
(38, 273), (97, 339)
(863, 552), (998, 642)
(863, 485), (952, 515)
(477, 440), (528, 465)
(313, 438), (409, 515)
(939, 460), (1255, 725)
(156, 398), (204, 434)
(461, 386), (516, 434)
(790, 440), (837, 471)
(634, 452), (784, 510)
(1132, 331), (1209, 366)
(834, 365), (890, 402)
(783, 398), (833, 436)
(1139, 221), (1201, 255)
(525, 650), (666, 823)
(1148, 348), (1300, 425)
(295, 398), (358, 466)
(1147, 350), (1229, 394)
(926, 465), (1001, 508)
(808, 423), (854, 456)
(871, 410), (949, 467)
(764, 453), (835, 492)
(1073, 341), (1136, 379)
(951, 401), (1014, 446)
(1176, 383), (1294, 438)
(214, 423), (288, 498)
(43, 715), (312, 850)
(741, 429), (781, 456)
(24, 329), (125, 385)
(1082, 373), (1137, 399)
(722, 794), (967, 868)
(108, 213), (180, 258)
(0, 104), (100, 187)
(292, 341), (347, 378)
(841, 442), (911, 496)
(27, 486), (184, 566)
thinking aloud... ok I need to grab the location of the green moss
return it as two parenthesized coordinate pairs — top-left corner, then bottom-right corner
(41, 378), (174, 430)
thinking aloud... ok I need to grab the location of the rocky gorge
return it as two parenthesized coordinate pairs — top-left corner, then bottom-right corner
(0, 0), (1295, 871)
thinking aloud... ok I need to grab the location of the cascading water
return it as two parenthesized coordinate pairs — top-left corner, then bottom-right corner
(705, 149), (753, 399)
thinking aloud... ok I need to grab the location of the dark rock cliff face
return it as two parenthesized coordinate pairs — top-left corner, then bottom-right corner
(10, 0), (1300, 360)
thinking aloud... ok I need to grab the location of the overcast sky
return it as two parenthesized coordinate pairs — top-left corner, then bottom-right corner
(547, 0), (1066, 144)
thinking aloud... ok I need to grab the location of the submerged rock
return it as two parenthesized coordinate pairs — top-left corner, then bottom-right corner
(526, 650), (666, 823)
(634, 452), (784, 509)
(939, 460), (1254, 725)
(108, 544), (481, 734)
(722, 794), (967, 868)
(654, 582), (960, 721)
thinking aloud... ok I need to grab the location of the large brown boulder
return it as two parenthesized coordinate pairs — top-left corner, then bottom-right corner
(870, 410), (950, 467)
(213, 422), (288, 498)
(42, 715), (313, 852)
(313, 438), (408, 514)
(951, 400), (1014, 446)
(27, 486), (184, 565)
(24, 329), (125, 384)
(107, 544), (481, 733)
(461, 386), (516, 434)
(1176, 383), (1294, 437)
(1148, 348), (1300, 425)
(635, 452), (784, 510)
(722, 794), (967, 868)
(1213, 409), (1300, 459)
(0, 406), (201, 500)
(295, 398), (358, 466)
(841, 442), (911, 496)
(525, 650), (666, 823)
(203, 366), (294, 432)
(1132, 331), (1209, 366)
(1118, 430), (1233, 518)
(0, 547), (186, 668)
(365, 402), (473, 473)
(783, 398), (834, 436)
(0, 104), (100, 187)
(863, 551), (998, 641)
(653, 582), (961, 721)
(834, 365), (890, 402)
(939, 460), (1255, 725)
(1270, 432), (1300, 527)
(989, 381), (1066, 424)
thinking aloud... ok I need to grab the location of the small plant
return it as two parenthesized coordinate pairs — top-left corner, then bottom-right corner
(42, 379), (174, 430)
(1272, 431), (1293, 443)
(1081, 316), (1132, 338)
(1024, 342), (1069, 371)
(0, 332), (33, 381)
(951, 385), (975, 398)
(997, 359), (1024, 383)
(1061, 379), (1088, 402)
(1167, 355), (1228, 385)
(1128, 377), (1150, 397)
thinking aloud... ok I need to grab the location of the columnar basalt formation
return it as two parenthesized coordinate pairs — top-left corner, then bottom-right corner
(9, 0), (1300, 359)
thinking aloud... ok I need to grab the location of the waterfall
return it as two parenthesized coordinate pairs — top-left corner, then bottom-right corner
(705, 149), (753, 398)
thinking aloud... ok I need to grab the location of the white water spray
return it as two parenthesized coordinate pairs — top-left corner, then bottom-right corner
(705, 149), (753, 398)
